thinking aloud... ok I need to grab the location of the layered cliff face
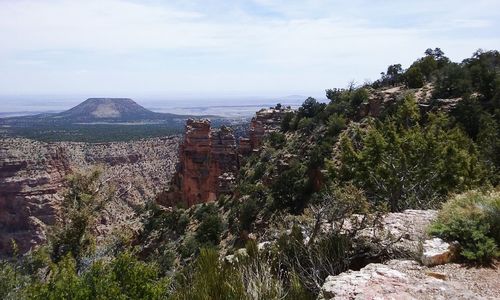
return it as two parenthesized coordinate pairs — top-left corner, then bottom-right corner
(178, 119), (215, 206)
(161, 107), (290, 208)
(166, 120), (239, 207)
(0, 139), (71, 256)
(358, 84), (459, 119)
(249, 107), (291, 149)
(0, 137), (180, 257)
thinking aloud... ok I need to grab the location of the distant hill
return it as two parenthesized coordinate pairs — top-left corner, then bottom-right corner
(53, 98), (184, 123)
(59, 98), (155, 120)
(0, 98), (190, 125)
(0, 98), (189, 142)
(0, 98), (237, 142)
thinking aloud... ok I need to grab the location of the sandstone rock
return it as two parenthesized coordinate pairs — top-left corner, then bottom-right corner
(249, 107), (291, 149)
(0, 140), (70, 256)
(172, 119), (239, 206)
(238, 137), (253, 156)
(163, 109), (290, 208)
(319, 263), (411, 300)
(421, 238), (457, 267)
(348, 209), (438, 259)
(318, 260), (483, 300)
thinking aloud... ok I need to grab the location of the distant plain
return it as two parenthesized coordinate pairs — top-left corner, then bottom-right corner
(0, 96), (311, 118)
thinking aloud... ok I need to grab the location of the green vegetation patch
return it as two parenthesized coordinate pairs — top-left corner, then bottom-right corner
(429, 190), (500, 264)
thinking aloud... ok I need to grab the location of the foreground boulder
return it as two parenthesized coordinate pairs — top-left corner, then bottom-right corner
(319, 259), (499, 299)
(421, 238), (458, 267)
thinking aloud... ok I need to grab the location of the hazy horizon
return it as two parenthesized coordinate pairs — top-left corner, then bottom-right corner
(1, 0), (499, 100)
(0, 94), (316, 118)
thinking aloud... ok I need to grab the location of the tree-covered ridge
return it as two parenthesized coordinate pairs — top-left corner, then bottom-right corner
(1, 49), (499, 299)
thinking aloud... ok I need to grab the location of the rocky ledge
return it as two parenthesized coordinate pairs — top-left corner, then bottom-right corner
(319, 259), (500, 300)
(318, 209), (499, 299)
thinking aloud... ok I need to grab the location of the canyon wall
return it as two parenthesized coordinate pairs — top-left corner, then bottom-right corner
(0, 105), (289, 255)
(0, 140), (71, 256)
(0, 137), (180, 257)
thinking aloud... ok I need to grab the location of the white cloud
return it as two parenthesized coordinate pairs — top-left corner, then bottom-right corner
(0, 0), (498, 96)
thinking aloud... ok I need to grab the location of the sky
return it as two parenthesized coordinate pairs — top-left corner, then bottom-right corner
(0, 0), (499, 100)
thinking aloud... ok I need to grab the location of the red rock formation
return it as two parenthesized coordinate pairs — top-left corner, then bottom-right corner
(0, 141), (71, 256)
(167, 119), (239, 207)
(209, 125), (239, 199)
(238, 137), (253, 156)
(161, 108), (290, 208)
(249, 107), (291, 149)
(179, 119), (214, 206)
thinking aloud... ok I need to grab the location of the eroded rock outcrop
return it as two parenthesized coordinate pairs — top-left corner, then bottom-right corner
(319, 259), (500, 300)
(319, 260), (483, 300)
(249, 107), (291, 149)
(359, 84), (461, 119)
(159, 120), (239, 207)
(161, 107), (290, 208)
(318, 210), (498, 299)
(178, 120), (239, 206)
(0, 140), (71, 256)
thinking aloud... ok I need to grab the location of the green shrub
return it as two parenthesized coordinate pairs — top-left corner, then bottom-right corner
(297, 117), (314, 132)
(336, 95), (487, 211)
(429, 190), (500, 263)
(22, 251), (169, 300)
(275, 224), (351, 295)
(281, 112), (294, 132)
(0, 261), (18, 300)
(194, 203), (218, 221)
(350, 88), (369, 107)
(51, 168), (111, 266)
(195, 214), (223, 246)
(327, 113), (346, 136)
(172, 248), (247, 300)
(179, 235), (200, 258)
(433, 63), (471, 98)
(268, 132), (286, 149)
(298, 97), (324, 119)
(405, 66), (425, 88)
(271, 161), (309, 213)
(239, 197), (259, 231)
